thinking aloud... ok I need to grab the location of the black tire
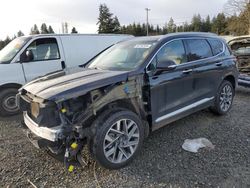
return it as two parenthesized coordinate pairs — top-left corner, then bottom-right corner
(0, 88), (20, 116)
(210, 80), (234, 115)
(91, 109), (144, 169)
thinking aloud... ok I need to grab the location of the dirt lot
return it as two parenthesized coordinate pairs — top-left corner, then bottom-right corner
(0, 87), (250, 188)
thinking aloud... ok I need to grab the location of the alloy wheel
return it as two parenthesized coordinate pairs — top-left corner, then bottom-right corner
(103, 118), (140, 164)
(219, 84), (233, 112)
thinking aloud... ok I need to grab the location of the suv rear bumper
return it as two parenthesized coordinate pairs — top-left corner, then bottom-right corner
(23, 112), (62, 142)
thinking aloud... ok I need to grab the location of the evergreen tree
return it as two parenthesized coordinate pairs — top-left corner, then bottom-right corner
(4, 36), (11, 46)
(112, 16), (121, 33)
(204, 15), (211, 32)
(183, 22), (190, 32)
(71, 27), (78, 33)
(30, 24), (40, 35)
(142, 23), (147, 35)
(167, 17), (176, 33)
(156, 25), (161, 34)
(211, 13), (227, 34)
(17, 30), (24, 37)
(162, 22), (168, 34)
(97, 4), (121, 33)
(41, 23), (49, 34)
(97, 4), (117, 33)
(0, 40), (5, 50)
(48, 25), (55, 34)
(191, 14), (202, 31)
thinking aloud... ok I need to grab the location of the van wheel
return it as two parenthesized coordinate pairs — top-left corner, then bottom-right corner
(91, 109), (144, 169)
(210, 80), (234, 115)
(0, 88), (19, 116)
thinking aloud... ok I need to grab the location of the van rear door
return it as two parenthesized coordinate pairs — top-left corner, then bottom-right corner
(20, 37), (64, 82)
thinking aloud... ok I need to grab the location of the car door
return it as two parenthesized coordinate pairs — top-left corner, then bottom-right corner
(147, 39), (196, 130)
(184, 38), (224, 101)
(20, 37), (64, 82)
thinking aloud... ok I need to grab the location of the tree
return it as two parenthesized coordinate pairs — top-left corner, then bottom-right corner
(30, 24), (40, 35)
(183, 22), (190, 32)
(167, 17), (176, 33)
(224, 0), (249, 15)
(48, 25), (55, 34)
(0, 40), (5, 50)
(97, 4), (121, 33)
(41, 23), (49, 34)
(204, 15), (212, 32)
(0, 36), (15, 50)
(191, 14), (202, 31)
(112, 16), (121, 33)
(156, 25), (161, 34)
(211, 13), (227, 34)
(224, 0), (250, 34)
(17, 30), (24, 37)
(71, 27), (78, 33)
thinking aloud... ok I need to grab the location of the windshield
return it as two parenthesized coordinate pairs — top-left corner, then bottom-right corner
(0, 37), (31, 64)
(88, 39), (157, 71)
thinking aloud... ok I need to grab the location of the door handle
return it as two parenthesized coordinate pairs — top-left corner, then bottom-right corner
(216, 62), (223, 66)
(182, 69), (193, 74)
(61, 61), (66, 69)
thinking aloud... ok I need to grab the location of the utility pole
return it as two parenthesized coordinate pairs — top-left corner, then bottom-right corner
(145, 8), (150, 36)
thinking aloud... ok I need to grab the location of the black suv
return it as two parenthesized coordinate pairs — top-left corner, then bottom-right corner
(19, 32), (238, 170)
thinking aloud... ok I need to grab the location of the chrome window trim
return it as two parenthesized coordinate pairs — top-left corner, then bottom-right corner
(155, 97), (214, 123)
(146, 37), (225, 72)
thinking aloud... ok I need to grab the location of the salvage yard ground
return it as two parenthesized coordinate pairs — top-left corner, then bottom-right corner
(0, 87), (250, 188)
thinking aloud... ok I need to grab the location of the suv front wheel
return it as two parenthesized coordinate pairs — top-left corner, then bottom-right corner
(91, 109), (144, 169)
(211, 80), (235, 115)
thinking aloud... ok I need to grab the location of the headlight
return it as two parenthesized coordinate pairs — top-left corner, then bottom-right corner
(31, 102), (40, 118)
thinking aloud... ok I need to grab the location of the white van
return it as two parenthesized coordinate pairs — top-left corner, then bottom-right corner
(0, 34), (133, 116)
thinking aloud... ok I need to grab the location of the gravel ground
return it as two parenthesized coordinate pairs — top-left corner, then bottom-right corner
(0, 87), (249, 188)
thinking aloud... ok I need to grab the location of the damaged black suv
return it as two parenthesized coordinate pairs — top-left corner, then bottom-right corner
(19, 32), (238, 170)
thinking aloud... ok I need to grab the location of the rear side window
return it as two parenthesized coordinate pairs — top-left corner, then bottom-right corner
(185, 39), (213, 61)
(208, 39), (224, 55)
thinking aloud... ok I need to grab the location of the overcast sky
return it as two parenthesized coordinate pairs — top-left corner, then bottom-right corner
(0, 0), (228, 39)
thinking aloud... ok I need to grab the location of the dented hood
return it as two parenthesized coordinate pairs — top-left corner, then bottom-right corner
(22, 67), (128, 102)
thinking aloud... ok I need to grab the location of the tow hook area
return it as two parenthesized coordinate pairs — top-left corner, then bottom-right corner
(64, 138), (88, 172)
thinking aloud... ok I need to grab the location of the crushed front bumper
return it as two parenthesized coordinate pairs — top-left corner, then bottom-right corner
(23, 112), (62, 142)
(23, 111), (88, 171)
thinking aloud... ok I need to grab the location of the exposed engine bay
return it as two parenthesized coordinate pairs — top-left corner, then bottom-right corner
(229, 37), (250, 75)
(228, 36), (250, 87)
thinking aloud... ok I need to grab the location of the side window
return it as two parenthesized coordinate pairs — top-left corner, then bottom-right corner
(208, 39), (224, 55)
(157, 40), (187, 65)
(147, 40), (187, 71)
(26, 38), (60, 61)
(185, 39), (213, 61)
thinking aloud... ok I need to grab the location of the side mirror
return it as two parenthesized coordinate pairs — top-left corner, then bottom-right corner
(20, 50), (34, 62)
(157, 59), (177, 71)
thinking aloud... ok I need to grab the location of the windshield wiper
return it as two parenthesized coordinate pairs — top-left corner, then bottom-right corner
(78, 45), (113, 68)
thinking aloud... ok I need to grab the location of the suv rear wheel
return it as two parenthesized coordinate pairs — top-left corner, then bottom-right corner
(0, 88), (19, 116)
(91, 109), (144, 169)
(211, 80), (234, 115)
